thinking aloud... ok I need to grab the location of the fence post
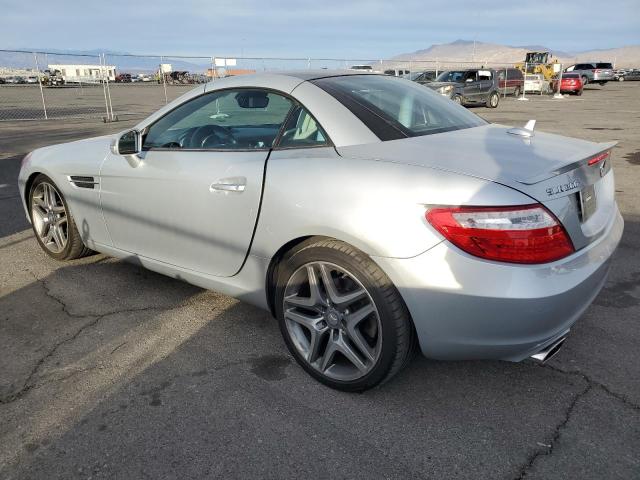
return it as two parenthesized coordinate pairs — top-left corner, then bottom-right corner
(100, 53), (110, 121)
(553, 63), (564, 99)
(211, 57), (216, 83)
(33, 52), (48, 120)
(518, 62), (528, 101)
(160, 56), (168, 104)
(103, 54), (115, 120)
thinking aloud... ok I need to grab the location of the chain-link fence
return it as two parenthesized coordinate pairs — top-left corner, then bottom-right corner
(1, 49), (568, 122)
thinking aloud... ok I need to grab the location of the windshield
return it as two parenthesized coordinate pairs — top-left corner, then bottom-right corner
(435, 71), (466, 82)
(311, 74), (486, 140)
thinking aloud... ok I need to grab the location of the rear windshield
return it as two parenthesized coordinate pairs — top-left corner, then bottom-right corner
(311, 75), (486, 140)
(596, 63), (613, 69)
(563, 73), (579, 78)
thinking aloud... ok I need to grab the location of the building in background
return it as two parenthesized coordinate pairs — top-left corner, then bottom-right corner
(47, 64), (116, 83)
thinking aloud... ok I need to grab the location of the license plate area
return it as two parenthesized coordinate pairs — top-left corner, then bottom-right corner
(579, 184), (597, 222)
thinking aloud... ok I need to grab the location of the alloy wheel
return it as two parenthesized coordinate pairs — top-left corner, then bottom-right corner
(283, 261), (382, 381)
(31, 182), (68, 253)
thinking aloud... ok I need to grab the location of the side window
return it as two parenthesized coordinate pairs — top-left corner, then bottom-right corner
(277, 106), (329, 149)
(143, 89), (293, 150)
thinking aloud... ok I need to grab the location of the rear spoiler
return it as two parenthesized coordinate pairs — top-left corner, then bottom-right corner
(518, 141), (617, 185)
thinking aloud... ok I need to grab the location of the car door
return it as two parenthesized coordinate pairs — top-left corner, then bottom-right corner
(99, 88), (294, 277)
(477, 70), (494, 101)
(462, 71), (479, 102)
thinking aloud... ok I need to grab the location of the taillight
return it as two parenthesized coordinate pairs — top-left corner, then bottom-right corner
(425, 205), (574, 264)
(588, 151), (610, 166)
(593, 69), (601, 73)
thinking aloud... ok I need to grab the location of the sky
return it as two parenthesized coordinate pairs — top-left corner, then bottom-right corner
(1, 0), (638, 58)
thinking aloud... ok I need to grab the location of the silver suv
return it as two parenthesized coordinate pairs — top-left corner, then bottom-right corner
(564, 62), (614, 85)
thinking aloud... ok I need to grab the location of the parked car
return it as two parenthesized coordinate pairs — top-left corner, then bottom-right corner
(384, 69), (411, 77)
(497, 68), (525, 96)
(5, 76), (21, 84)
(551, 73), (583, 95)
(25, 76), (39, 84)
(524, 74), (545, 93)
(617, 70), (640, 81)
(19, 71), (622, 391)
(407, 70), (437, 85)
(349, 65), (373, 72)
(564, 62), (614, 85)
(427, 69), (501, 107)
(115, 73), (132, 83)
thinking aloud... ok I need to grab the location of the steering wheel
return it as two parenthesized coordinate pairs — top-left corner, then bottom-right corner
(188, 125), (237, 149)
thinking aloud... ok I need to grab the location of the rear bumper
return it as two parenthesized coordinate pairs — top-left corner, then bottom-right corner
(374, 208), (623, 362)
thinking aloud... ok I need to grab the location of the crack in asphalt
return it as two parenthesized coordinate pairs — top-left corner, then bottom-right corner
(514, 382), (593, 480)
(541, 362), (640, 411)
(0, 271), (172, 405)
(514, 362), (639, 479)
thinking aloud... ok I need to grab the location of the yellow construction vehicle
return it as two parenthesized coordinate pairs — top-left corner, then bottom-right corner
(515, 52), (561, 81)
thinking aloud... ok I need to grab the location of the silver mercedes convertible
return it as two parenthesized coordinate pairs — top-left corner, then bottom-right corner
(18, 71), (623, 391)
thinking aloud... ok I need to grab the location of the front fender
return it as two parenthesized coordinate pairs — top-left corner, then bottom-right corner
(18, 136), (114, 248)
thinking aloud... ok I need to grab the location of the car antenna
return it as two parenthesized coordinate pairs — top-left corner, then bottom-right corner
(507, 120), (536, 138)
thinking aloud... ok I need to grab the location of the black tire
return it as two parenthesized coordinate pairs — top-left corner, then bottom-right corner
(581, 75), (589, 86)
(513, 86), (521, 97)
(486, 91), (500, 108)
(452, 95), (463, 105)
(575, 88), (583, 96)
(28, 174), (93, 261)
(274, 237), (416, 392)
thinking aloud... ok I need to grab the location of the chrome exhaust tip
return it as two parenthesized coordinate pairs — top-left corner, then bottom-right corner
(531, 336), (567, 363)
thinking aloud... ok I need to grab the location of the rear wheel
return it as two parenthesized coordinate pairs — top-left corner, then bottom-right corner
(275, 238), (415, 392)
(486, 91), (500, 108)
(452, 95), (463, 105)
(29, 174), (93, 260)
(513, 86), (521, 97)
(575, 88), (583, 96)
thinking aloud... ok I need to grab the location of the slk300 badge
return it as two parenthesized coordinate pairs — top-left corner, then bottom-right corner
(546, 180), (581, 196)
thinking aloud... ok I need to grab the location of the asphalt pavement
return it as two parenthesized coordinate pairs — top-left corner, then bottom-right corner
(0, 82), (638, 479)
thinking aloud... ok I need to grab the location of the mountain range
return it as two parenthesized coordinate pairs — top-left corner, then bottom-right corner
(2, 40), (639, 72)
(389, 40), (640, 68)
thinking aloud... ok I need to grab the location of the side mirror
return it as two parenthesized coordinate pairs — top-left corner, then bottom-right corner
(117, 130), (141, 155)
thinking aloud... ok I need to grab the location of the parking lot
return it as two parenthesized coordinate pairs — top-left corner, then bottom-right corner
(0, 81), (639, 479)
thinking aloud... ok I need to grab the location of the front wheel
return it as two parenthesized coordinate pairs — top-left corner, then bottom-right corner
(29, 174), (93, 260)
(486, 91), (500, 108)
(618, 76), (625, 82)
(275, 238), (415, 392)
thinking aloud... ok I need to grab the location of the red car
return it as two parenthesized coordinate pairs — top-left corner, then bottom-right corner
(551, 73), (583, 95)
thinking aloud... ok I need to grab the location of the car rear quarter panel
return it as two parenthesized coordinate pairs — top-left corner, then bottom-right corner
(252, 147), (534, 260)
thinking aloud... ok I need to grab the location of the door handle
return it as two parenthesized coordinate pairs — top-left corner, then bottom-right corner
(210, 176), (246, 192)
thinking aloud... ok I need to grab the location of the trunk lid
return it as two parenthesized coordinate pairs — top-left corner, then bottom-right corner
(338, 124), (617, 249)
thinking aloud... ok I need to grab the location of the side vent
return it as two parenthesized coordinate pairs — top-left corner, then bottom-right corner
(69, 176), (98, 189)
